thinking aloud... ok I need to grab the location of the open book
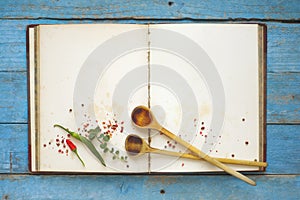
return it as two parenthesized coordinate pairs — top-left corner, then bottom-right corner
(28, 24), (266, 173)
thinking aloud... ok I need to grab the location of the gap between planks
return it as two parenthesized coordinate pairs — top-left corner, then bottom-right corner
(0, 17), (300, 23)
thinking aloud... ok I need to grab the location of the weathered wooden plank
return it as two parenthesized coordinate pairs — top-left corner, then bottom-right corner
(0, 70), (299, 123)
(1, 20), (299, 73)
(0, 72), (27, 123)
(0, 0), (299, 20)
(267, 72), (300, 123)
(0, 174), (299, 199)
(266, 125), (300, 174)
(0, 124), (299, 174)
(0, 124), (28, 173)
(267, 23), (300, 73)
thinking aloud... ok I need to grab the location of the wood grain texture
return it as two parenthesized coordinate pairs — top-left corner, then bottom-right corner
(0, 0), (299, 20)
(0, 72), (27, 123)
(0, 124), (299, 174)
(0, 124), (28, 173)
(267, 23), (300, 73)
(267, 72), (300, 123)
(265, 125), (300, 174)
(0, 175), (299, 199)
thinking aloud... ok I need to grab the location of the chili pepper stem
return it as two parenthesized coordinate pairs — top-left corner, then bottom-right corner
(54, 124), (69, 132)
(54, 124), (80, 140)
(74, 150), (85, 167)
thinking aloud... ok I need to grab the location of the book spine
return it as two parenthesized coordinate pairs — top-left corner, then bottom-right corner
(258, 24), (267, 171)
(28, 25), (41, 172)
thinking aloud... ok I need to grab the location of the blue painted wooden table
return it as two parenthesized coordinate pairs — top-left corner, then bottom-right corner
(0, 1), (299, 199)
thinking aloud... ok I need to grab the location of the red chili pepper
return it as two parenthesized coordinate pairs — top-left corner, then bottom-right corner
(66, 139), (85, 167)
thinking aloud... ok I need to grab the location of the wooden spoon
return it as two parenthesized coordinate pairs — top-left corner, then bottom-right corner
(131, 105), (256, 186)
(125, 134), (267, 167)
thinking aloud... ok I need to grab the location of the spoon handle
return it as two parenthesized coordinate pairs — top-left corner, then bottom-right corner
(160, 127), (256, 186)
(150, 148), (267, 167)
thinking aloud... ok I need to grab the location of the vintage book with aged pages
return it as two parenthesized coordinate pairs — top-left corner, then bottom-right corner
(28, 24), (266, 174)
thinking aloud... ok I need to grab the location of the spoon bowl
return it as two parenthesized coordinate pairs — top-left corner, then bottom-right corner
(131, 105), (158, 128)
(125, 134), (150, 156)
